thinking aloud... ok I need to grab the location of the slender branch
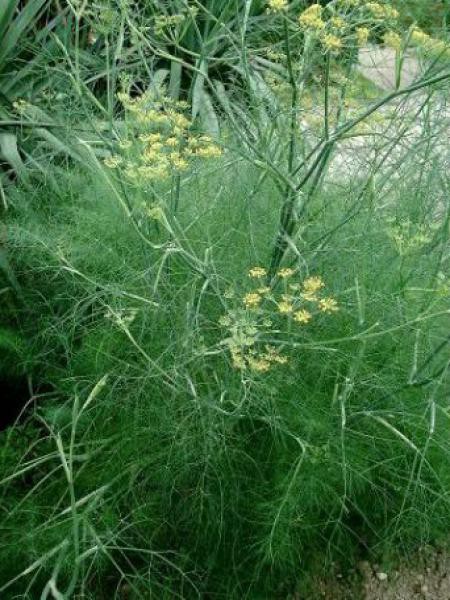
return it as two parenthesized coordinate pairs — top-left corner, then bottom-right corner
(267, 15), (300, 280)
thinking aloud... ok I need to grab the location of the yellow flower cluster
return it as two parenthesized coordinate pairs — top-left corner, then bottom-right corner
(301, 275), (325, 299)
(219, 269), (339, 374)
(192, 137), (223, 158)
(318, 297), (339, 313)
(144, 203), (165, 221)
(267, 0), (288, 12)
(243, 292), (262, 309)
(278, 267), (296, 278)
(298, 4), (347, 54)
(219, 311), (287, 372)
(322, 33), (343, 52)
(249, 266), (267, 278)
(411, 28), (431, 47)
(411, 28), (449, 55)
(383, 30), (402, 50)
(296, 0), (407, 55)
(154, 14), (184, 36)
(298, 4), (325, 30)
(356, 26), (370, 46)
(12, 99), (30, 114)
(365, 2), (399, 20)
(296, 284), (338, 312)
(117, 91), (190, 129)
(247, 346), (288, 372)
(104, 90), (222, 184)
(331, 16), (345, 29)
(266, 49), (286, 62)
(104, 155), (123, 168)
(278, 297), (294, 314)
(386, 220), (434, 256)
(294, 309), (312, 323)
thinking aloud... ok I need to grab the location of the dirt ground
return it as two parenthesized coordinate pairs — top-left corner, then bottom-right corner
(304, 546), (450, 599)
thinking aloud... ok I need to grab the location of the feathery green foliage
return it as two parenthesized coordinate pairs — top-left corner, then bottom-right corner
(0, 0), (450, 597)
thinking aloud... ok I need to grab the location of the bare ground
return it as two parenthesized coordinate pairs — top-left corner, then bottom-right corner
(301, 546), (450, 599)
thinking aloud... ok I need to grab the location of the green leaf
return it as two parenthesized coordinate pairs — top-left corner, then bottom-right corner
(0, 0), (48, 71)
(169, 61), (182, 101)
(34, 128), (86, 164)
(198, 89), (220, 137)
(214, 80), (235, 122)
(0, 132), (28, 182)
(0, 0), (18, 43)
(148, 68), (170, 95)
(192, 59), (208, 119)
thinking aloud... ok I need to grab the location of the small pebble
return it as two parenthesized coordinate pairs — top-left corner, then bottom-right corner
(376, 572), (388, 581)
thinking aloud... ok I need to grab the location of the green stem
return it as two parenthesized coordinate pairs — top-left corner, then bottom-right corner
(267, 16), (299, 281)
(324, 52), (331, 141)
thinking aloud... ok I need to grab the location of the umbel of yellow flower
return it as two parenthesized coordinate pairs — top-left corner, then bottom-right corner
(104, 155), (123, 168)
(248, 356), (271, 372)
(301, 276), (325, 301)
(243, 292), (261, 309)
(221, 268), (340, 374)
(221, 312), (288, 373)
(194, 144), (222, 158)
(267, 0), (288, 12)
(319, 297), (339, 313)
(356, 26), (370, 46)
(154, 14), (184, 36)
(277, 267), (296, 278)
(293, 309), (312, 324)
(331, 16), (345, 29)
(12, 99), (31, 114)
(303, 276), (325, 293)
(145, 204), (165, 221)
(264, 345), (288, 365)
(384, 5), (399, 19)
(257, 286), (271, 295)
(365, 2), (384, 18)
(106, 90), (222, 185)
(365, 2), (399, 20)
(383, 30), (402, 50)
(298, 4), (325, 30)
(411, 27), (431, 47)
(230, 347), (246, 370)
(246, 345), (288, 373)
(278, 300), (294, 314)
(249, 266), (267, 278)
(322, 33), (343, 53)
(410, 27), (448, 55)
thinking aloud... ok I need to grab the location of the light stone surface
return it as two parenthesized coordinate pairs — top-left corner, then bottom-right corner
(322, 46), (450, 185)
(357, 45), (424, 91)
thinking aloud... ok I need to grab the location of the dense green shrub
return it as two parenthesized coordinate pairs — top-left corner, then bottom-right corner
(0, 0), (449, 597)
(1, 151), (449, 596)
